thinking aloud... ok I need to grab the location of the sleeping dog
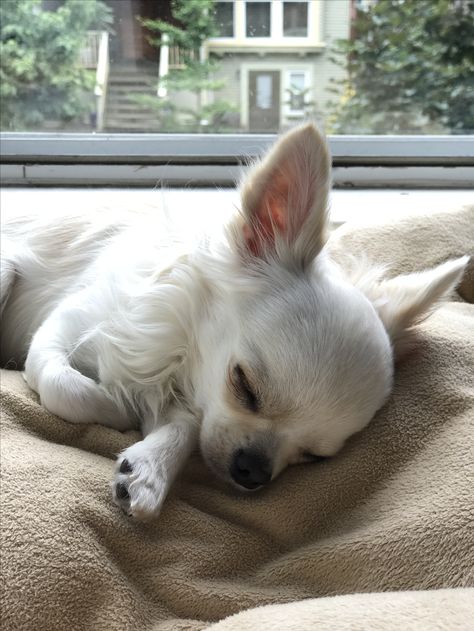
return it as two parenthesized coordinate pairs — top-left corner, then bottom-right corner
(0, 125), (468, 519)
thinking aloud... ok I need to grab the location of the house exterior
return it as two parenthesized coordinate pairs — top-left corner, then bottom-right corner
(204, 0), (351, 132)
(80, 0), (352, 132)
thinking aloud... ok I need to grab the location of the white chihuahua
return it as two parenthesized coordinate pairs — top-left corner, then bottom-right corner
(0, 125), (468, 520)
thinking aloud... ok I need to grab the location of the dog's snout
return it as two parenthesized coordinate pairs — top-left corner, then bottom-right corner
(230, 448), (271, 490)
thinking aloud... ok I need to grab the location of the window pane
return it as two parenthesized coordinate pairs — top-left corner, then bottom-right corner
(256, 75), (273, 109)
(288, 72), (305, 111)
(214, 2), (234, 38)
(246, 2), (271, 38)
(283, 2), (308, 37)
(1, 0), (472, 136)
(290, 73), (305, 91)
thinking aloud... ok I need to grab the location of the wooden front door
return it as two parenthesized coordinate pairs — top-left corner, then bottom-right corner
(248, 70), (280, 131)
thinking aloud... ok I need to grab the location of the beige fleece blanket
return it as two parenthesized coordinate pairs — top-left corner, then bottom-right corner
(1, 205), (473, 631)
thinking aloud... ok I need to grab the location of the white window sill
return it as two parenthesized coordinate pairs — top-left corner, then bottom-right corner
(1, 188), (472, 229)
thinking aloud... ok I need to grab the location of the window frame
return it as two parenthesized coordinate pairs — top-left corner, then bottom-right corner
(284, 69), (312, 116)
(213, 0), (235, 39)
(207, 0), (321, 50)
(283, 1), (309, 38)
(245, 1), (272, 39)
(1, 133), (473, 188)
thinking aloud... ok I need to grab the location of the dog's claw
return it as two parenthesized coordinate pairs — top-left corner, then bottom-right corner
(113, 448), (169, 520)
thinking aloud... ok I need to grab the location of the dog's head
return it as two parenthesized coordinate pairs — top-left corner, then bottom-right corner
(194, 124), (468, 490)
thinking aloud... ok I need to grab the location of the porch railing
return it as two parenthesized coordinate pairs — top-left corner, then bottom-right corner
(79, 30), (102, 68)
(93, 32), (110, 132)
(169, 45), (189, 69)
(157, 34), (199, 98)
(79, 31), (109, 131)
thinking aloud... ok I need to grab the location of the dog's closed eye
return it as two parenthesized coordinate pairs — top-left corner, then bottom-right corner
(301, 452), (328, 463)
(230, 364), (260, 413)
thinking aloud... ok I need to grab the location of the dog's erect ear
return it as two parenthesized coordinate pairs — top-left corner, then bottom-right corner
(232, 123), (331, 268)
(368, 257), (469, 355)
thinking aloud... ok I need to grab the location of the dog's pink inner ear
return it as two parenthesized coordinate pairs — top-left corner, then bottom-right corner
(238, 123), (331, 264)
(242, 170), (292, 256)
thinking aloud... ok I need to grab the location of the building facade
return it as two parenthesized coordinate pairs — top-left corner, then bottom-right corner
(205, 0), (350, 132)
(79, 0), (351, 132)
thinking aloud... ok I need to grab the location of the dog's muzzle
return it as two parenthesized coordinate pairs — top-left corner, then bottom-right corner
(229, 448), (272, 490)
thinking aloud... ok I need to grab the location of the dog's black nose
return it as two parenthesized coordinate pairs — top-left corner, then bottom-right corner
(230, 448), (272, 489)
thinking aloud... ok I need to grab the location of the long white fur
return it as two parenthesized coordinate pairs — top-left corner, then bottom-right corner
(0, 124), (468, 519)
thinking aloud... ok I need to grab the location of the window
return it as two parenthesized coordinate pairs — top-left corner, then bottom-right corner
(283, 2), (308, 37)
(214, 2), (234, 38)
(4, 0), (471, 136)
(287, 71), (306, 113)
(246, 2), (271, 38)
(255, 75), (273, 110)
(0, 0), (473, 188)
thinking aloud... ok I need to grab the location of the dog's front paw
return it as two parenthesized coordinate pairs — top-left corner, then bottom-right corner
(112, 444), (169, 520)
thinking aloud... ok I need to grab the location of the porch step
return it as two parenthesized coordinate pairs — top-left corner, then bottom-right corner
(104, 63), (160, 132)
(106, 121), (161, 132)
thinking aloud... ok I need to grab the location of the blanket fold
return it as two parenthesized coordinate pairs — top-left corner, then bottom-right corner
(1, 205), (473, 631)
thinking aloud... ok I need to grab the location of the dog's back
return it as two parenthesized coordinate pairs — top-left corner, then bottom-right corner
(1, 212), (125, 366)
